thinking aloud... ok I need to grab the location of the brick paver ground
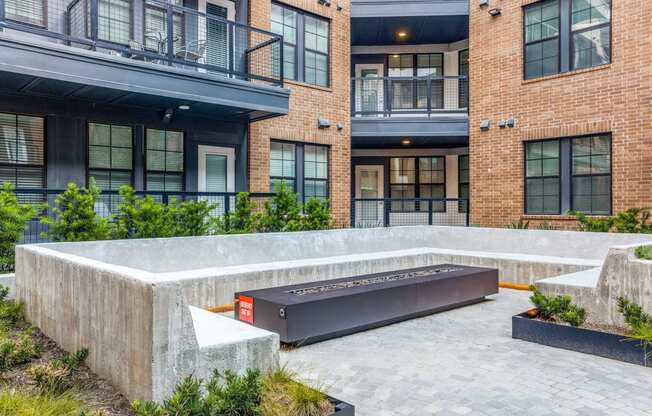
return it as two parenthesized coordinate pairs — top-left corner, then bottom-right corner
(281, 289), (652, 416)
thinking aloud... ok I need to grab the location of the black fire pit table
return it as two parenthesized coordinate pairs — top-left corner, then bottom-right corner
(235, 264), (498, 345)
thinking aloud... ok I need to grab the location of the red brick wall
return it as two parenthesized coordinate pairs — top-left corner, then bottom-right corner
(469, 0), (652, 229)
(248, 0), (351, 227)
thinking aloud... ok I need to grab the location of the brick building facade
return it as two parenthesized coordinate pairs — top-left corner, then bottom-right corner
(248, 0), (352, 227)
(469, 0), (652, 228)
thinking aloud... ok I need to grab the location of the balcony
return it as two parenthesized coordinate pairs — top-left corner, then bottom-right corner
(0, 0), (289, 121)
(351, 75), (469, 148)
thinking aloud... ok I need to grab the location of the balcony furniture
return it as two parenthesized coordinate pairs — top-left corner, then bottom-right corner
(175, 40), (207, 64)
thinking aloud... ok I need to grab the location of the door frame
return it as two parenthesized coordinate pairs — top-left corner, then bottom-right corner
(197, 145), (236, 193)
(355, 164), (384, 199)
(354, 63), (385, 116)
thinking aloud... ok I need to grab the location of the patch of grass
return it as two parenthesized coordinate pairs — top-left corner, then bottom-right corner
(260, 367), (332, 416)
(0, 327), (40, 373)
(635, 245), (652, 260)
(0, 389), (87, 416)
(29, 348), (89, 395)
(506, 219), (529, 230)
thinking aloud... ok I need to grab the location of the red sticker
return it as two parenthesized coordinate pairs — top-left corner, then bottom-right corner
(238, 295), (254, 324)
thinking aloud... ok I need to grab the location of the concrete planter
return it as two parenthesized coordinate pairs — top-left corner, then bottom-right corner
(512, 313), (651, 367)
(329, 397), (355, 416)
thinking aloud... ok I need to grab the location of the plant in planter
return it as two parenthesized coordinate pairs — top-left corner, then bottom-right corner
(617, 297), (652, 366)
(528, 287), (586, 327)
(635, 245), (652, 260)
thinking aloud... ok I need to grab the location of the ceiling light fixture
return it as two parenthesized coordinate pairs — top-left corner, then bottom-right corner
(398, 31), (407, 38)
(178, 104), (190, 110)
(401, 138), (412, 146)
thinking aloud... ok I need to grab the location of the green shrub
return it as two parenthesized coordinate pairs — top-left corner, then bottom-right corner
(297, 198), (332, 231)
(635, 245), (652, 260)
(617, 297), (652, 365)
(44, 179), (110, 242)
(536, 222), (556, 230)
(110, 186), (173, 239)
(169, 198), (217, 237)
(259, 367), (331, 416)
(215, 193), (259, 235)
(205, 369), (263, 416)
(506, 219), (529, 230)
(29, 348), (88, 395)
(0, 390), (88, 416)
(529, 287), (586, 327)
(613, 208), (652, 233)
(0, 285), (24, 325)
(0, 183), (38, 272)
(570, 210), (614, 232)
(0, 328), (40, 372)
(257, 184), (302, 233)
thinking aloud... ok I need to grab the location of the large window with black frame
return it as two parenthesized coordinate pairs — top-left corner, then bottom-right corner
(97, 0), (133, 45)
(271, 3), (298, 81)
(390, 157), (446, 212)
(270, 141), (296, 192)
(145, 129), (184, 193)
(458, 155), (469, 213)
(459, 50), (469, 109)
(524, 135), (611, 216)
(0, 113), (45, 203)
(4, 0), (46, 27)
(303, 145), (329, 202)
(523, 0), (611, 80)
(144, 0), (184, 54)
(88, 123), (133, 212)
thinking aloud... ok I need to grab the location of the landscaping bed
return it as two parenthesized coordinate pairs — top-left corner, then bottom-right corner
(512, 313), (650, 367)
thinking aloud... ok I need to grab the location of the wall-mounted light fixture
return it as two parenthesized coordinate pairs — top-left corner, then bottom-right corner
(162, 108), (174, 124)
(318, 118), (331, 129)
(506, 118), (516, 128)
(479, 0), (489, 7)
(488, 8), (502, 16)
(480, 120), (490, 131)
(337, 123), (344, 131)
(498, 119), (507, 128)
(318, 0), (331, 6)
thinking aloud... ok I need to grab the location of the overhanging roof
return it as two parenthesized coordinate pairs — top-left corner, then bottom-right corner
(351, 0), (468, 18)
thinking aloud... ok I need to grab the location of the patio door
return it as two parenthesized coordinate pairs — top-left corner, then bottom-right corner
(198, 145), (235, 215)
(355, 165), (384, 227)
(355, 64), (384, 116)
(200, 0), (235, 72)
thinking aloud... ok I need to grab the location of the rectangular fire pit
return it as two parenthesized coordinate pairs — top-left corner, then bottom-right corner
(235, 264), (498, 345)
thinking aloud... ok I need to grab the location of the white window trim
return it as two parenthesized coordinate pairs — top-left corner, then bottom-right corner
(197, 145), (235, 193)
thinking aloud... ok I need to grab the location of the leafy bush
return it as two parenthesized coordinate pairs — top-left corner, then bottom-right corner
(529, 287), (586, 327)
(44, 179), (110, 242)
(215, 193), (260, 235)
(570, 210), (614, 232)
(506, 219), (529, 230)
(0, 285), (24, 325)
(260, 367), (331, 416)
(0, 183), (38, 272)
(0, 328), (40, 372)
(635, 245), (652, 260)
(0, 390), (88, 416)
(169, 198), (218, 237)
(205, 369), (263, 416)
(297, 198), (332, 231)
(257, 184), (302, 233)
(613, 208), (652, 233)
(29, 348), (88, 395)
(536, 222), (556, 230)
(110, 186), (173, 239)
(617, 297), (652, 364)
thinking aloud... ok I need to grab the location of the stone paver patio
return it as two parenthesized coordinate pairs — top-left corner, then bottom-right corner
(281, 289), (652, 416)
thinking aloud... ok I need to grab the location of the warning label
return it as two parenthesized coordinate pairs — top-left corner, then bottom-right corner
(238, 295), (254, 324)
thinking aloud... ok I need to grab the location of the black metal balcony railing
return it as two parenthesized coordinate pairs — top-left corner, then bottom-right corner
(0, 0), (283, 86)
(351, 75), (468, 117)
(352, 198), (469, 228)
(13, 188), (275, 244)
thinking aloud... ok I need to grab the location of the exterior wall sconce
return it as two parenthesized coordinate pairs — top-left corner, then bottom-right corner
(318, 118), (331, 129)
(480, 120), (490, 131)
(498, 119), (507, 128)
(506, 118), (516, 128)
(318, 0), (331, 6)
(479, 0), (489, 6)
(488, 8), (502, 17)
(337, 123), (344, 131)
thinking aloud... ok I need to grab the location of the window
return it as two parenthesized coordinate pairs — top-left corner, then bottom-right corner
(88, 123), (133, 192)
(572, 135), (611, 215)
(98, 0), (132, 45)
(459, 155), (469, 213)
(270, 141), (296, 192)
(303, 145), (328, 202)
(0, 113), (45, 190)
(271, 3), (298, 81)
(459, 50), (469, 109)
(390, 158), (416, 211)
(145, 129), (184, 191)
(144, 0), (184, 54)
(270, 3), (329, 87)
(524, 0), (560, 79)
(304, 15), (329, 87)
(419, 157), (445, 212)
(571, 0), (611, 70)
(525, 140), (560, 214)
(5, 0), (46, 27)
(388, 54), (414, 110)
(416, 54), (444, 109)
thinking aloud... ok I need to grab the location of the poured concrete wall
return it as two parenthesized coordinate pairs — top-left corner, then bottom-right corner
(14, 226), (652, 401)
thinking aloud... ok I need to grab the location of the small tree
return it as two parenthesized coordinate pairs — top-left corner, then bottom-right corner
(257, 184), (302, 233)
(0, 184), (38, 272)
(110, 186), (173, 239)
(170, 198), (217, 237)
(215, 192), (259, 234)
(296, 197), (332, 231)
(44, 179), (109, 242)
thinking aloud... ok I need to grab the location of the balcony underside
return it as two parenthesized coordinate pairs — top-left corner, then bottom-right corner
(0, 35), (290, 122)
(351, 0), (468, 18)
(352, 15), (468, 45)
(352, 116), (469, 148)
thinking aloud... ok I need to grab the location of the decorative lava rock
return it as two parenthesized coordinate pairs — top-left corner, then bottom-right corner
(235, 264), (498, 345)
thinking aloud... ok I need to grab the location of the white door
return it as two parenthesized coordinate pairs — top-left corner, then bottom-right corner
(198, 145), (235, 215)
(355, 165), (384, 227)
(355, 64), (384, 117)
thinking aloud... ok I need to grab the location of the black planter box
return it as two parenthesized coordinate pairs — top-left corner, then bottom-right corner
(236, 264), (498, 345)
(512, 313), (651, 367)
(329, 397), (354, 416)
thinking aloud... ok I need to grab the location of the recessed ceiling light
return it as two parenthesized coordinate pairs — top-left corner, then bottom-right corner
(401, 138), (412, 146)
(392, 54), (400, 58)
(178, 104), (190, 110)
(398, 32), (407, 38)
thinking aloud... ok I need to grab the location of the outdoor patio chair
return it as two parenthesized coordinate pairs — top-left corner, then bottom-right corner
(175, 39), (207, 65)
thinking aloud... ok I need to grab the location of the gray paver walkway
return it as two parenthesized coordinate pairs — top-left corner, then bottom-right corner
(281, 289), (652, 416)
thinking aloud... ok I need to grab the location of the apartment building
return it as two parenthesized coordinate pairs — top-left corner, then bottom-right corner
(349, 0), (470, 227)
(470, 0), (652, 228)
(0, 0), (350, 226)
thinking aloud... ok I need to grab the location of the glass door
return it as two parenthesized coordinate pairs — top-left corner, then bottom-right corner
(198, 145), (235, 216)
(355, 64), (384, 117)
(355, 165), (384, 227)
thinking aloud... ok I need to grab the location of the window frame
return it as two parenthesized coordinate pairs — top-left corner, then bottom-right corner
(303, 13), (330, 87)
(94, 0), (134, 47)
(271, 2), (298, 81)
(270, 2), (330, 87)
(458, 49), (469, 109)
(0, 111), (47, 189)
(570, 133), (612, 215)
(387, 53), (445, 111)
(522, 0), (562, 80)
(523, 139), (562, 215)
(389, 156), (446, 212)
(144, 128), (185, 192)
(269, 140), (298, 193)
(570, 0), (612, 71)
(302, 143), (329, 203)
(458, 154), (469, 213)
(142, 0), (185, 54)
(86, 121), (135, 191)
(4, 0), (47, 28)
